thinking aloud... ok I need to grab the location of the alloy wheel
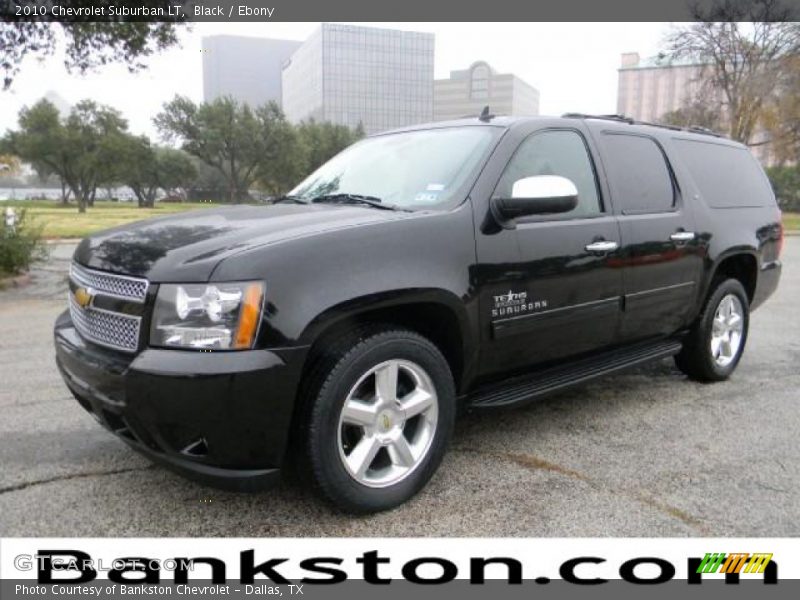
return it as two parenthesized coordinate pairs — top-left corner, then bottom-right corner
(337, 359), (438, 488)
(710, 293), (745, 367)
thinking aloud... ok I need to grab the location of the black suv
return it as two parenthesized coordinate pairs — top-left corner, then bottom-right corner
(55, 115), (783, 512)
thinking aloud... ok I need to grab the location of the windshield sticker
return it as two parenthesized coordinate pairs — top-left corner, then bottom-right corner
(413, 191), (441, 204)
(426, 183), (446, 191)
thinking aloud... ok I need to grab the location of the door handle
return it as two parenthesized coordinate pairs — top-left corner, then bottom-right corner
(670, 231), (696, 243)
(585, 240), (619, 253)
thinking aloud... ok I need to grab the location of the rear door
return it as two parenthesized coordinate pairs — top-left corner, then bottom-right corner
(589, 124), (702, 341)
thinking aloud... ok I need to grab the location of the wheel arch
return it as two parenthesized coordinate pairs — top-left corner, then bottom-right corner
(297, 289), (474, 393)
(705, 250), (758, 305)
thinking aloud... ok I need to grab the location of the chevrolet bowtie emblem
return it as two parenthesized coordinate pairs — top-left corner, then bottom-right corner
(74, 287), (95, 309)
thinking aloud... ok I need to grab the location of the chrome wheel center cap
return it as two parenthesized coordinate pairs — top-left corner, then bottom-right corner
(377, 409), (398, 434)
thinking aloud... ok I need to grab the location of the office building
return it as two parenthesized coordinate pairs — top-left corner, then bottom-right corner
(202, 35), (302, 107)
(434, 61), (540, 121)
(281, 23), (435, 134)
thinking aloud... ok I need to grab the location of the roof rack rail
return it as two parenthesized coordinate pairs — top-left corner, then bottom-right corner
(562, 112), (725, 139)
(562, 113), (634, 124)
(686, 125), (724, 138)
(635, 120), (683, 132)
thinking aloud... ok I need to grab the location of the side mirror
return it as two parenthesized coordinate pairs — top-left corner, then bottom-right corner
(491, 175), (579, 226)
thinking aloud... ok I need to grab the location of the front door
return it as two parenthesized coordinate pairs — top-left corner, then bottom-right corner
(474, 126), (624, 377)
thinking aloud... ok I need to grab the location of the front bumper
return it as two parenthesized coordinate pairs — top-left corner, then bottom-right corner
(54, 310), (308, 491)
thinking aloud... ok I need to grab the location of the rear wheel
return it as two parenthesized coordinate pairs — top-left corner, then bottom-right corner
(303, 328), (455, 513)
(675, 278), (749, 382)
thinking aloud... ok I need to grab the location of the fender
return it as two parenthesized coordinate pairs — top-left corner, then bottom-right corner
(296, 288), (478, 391)
(208, 205), (481, 373)
(695, 246), (759, 316)
(298, 287), (473, 348)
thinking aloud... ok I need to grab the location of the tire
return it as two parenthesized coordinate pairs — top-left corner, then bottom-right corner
(675, 278), (749, 382)
(302, 327), (456, 513)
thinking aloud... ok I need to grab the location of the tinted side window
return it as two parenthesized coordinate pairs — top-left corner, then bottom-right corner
(600, 133), (675, 214)
(672, 138), (775, 208)
(495, 130), (602, 218)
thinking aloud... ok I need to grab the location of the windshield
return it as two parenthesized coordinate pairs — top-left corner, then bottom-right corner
(289, 126), (500, 210)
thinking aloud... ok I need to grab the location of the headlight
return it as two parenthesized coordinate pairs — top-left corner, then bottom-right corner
(150, 281), (264, 350)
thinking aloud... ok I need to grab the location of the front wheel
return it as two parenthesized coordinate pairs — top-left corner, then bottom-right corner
(675, 278), (749, 382)
(303, 328), (455, 513)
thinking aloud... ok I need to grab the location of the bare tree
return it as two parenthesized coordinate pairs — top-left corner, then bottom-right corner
(663, 1), (800, 144)
(761, 55), (800, 163)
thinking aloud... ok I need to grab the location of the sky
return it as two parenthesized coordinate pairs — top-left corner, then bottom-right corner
(1, 22), (672, 139)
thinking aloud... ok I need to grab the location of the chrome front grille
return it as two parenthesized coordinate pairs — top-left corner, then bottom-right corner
(70, 262), (149, 302)
(68, 264), (148, 352)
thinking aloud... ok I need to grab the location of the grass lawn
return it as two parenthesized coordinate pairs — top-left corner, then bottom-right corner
(3, 200), (220, 239)
(4, 199), (800, 240)
(783, 212), (800, 233)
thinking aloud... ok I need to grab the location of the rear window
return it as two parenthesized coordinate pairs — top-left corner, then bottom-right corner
(672, 138), (775, 208)
(599, 133), (675, 214)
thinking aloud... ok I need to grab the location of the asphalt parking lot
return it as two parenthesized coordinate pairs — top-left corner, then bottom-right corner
(1, 240), (798, 537)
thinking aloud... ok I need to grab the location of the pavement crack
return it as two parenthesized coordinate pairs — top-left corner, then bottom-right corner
(497, 451), (591, 482)
(627, 492), (711, 535)
(0, 465), (154, 495)
(455, 447), (710, 534)
(3, 396), (72, 408)
(755, 481), (789, 493)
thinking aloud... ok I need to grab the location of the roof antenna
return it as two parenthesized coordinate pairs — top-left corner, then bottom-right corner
(479, 105), (494, 122)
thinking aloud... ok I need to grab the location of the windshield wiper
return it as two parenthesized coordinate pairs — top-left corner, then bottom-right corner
(272, 195), (309, 205)
(311, 193), (404, 211)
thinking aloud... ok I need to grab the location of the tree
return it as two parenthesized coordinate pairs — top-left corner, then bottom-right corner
(3, 122), (70, 203)
(187, 157), (228, 202)
(663, 2), (800, 145)
(256, 124), (304, 196)
(0, 2), (183, 90)
(766, 164), (800, 210)
(120, 137), (197, 207)
(297, 119), (364, 174)
(0, 153), (20, 176)
(154, 147), (197, 201)
(117, 134), (158, 207)
(0, 153), (22, 187)
(155, 96), (295, 203)
(64, 101), (130, 211)
(6, 98), (130, 212)
(4, 99), (74, 204)
(761, 55), (800, 164)
(661, 97), (725, 132)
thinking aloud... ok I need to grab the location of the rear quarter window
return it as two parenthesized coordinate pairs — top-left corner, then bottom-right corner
(672, 138), (775, 208)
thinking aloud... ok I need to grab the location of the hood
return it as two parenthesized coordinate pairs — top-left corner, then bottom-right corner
(74, 203), (404, 282)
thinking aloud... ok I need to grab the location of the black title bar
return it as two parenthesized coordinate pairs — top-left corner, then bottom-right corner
(2, 0), (799, 22)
